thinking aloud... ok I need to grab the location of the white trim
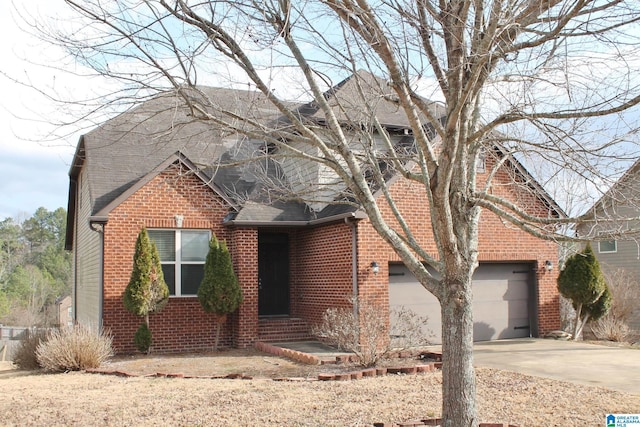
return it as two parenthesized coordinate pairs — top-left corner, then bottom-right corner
(598, 240), (617, 254)
(148, 228), (210, 296)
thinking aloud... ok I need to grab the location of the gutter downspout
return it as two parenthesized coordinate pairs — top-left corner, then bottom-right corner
(346, 217), (358, 316)
(89, 217), (108, 331)
(71, 181), (78, 326)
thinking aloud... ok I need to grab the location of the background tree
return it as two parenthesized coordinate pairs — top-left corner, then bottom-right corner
(123, 227), (170, 353)
(22, 207), (65, 255)
(21, 1), (640, 425)
(0, 218), (24, 285)
(197, 234), (243, 351)
(558, 244), (611, 340)
(0, 208), (71, 326)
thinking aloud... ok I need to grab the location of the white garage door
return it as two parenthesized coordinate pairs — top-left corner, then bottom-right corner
(389, 263), (535, 344)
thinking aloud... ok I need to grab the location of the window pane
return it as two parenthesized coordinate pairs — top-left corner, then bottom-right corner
(148, 230), (176, 261)
(161, 264), (176, 295)
(599, 240), (616, 253)
(182, 231), (210, 262)
(181, 264), (204, 295)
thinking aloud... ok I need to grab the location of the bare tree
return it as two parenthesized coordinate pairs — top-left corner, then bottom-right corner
(17, 1), (640, 425)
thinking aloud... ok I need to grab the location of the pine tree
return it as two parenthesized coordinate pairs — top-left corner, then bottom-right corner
(123, 227), (169, 352)
(557, 244), (610, 339)
(197, 234), (243, 350)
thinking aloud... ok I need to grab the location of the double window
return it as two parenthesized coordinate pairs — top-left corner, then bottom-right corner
(148, 229), (210, 296)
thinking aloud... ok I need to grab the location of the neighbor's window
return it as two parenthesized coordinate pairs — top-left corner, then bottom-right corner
(598, 240), (617, 254)
(148, 229), (210, 296)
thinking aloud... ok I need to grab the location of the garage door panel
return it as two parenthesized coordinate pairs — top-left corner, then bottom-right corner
(507, 299), (529, 317)
(473, 280), (508, 301)
(388, 279), (442, 343)
(503, 280), (529, 300)
(498, 322), (530, 339)
(389, 263), (534, 344)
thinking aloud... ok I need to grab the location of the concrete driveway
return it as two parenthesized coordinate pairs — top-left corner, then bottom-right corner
(470, 339), (640, 394)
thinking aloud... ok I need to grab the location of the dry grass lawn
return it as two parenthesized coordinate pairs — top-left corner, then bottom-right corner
(1, 349), (638, 426)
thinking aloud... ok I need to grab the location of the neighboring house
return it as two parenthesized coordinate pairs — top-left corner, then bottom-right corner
(578, 158), (640, 333)
(55, 295), (73, 328)
(65, 72), (563, 353)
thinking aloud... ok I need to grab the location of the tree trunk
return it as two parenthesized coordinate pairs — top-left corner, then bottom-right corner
(440, 276), (477, 427)
(575, 312), (590, 341)
(214, 314), (227, 351)
(572, 304), (582, 340)
(144, 314), (151, 354)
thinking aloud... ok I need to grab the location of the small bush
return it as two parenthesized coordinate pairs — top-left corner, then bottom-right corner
(389, 305), (432, 350)
(590, 315), (630, 342)
(13, 329), (48, 370)
(36, 325), (113, 372)
(134, 322), (152, 353)
(590, 268), (639, 342)
(313, 299), (430, 367)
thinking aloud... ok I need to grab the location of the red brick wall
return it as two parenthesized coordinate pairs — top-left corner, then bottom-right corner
(293, 223), (354, 328)
(102, 163), (244, 353)
(355, 163), (561, 336)
(230, 228), (258, 348)
(101, 157), (561, 353)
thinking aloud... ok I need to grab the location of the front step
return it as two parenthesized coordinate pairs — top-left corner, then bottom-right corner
(258, 317), (312, 342)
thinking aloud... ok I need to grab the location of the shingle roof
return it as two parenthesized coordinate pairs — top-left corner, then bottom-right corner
(295, 70), (446, 130)
(66, 71), (560, 249)
(73, 87), (282, 216)
(69, 72), (439, 227)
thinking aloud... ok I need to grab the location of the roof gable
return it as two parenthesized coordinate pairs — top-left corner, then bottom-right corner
(585, 158), (640, 216)
(92, 152), (237, 218)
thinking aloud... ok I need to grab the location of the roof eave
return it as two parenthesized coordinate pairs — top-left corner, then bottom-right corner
(64, 136), (86, 251)
(223, 210), (366, 228)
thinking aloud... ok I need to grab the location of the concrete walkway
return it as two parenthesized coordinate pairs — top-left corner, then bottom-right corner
(272, 341), (351, 363)
(470, 339), (640, 394)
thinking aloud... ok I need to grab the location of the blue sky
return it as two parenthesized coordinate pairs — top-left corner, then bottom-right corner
(0, 1), (78, 220)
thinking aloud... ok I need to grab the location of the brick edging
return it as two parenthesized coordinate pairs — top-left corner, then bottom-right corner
(254, 342), (445, 382)
(84, 368), (254, 380)
(86, 346), (517, 427)
(254, 341), (321, 365)
(87, 343), (445, 381)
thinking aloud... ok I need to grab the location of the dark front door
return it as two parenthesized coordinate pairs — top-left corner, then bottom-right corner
(258, 232), (290, 316)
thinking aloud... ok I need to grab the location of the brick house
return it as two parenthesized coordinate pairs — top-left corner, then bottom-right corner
(65, 72), (562, 353)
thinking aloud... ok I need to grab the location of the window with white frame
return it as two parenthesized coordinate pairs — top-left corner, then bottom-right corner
(598, 240), (617, 253)
(148, 229), (210, 296)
